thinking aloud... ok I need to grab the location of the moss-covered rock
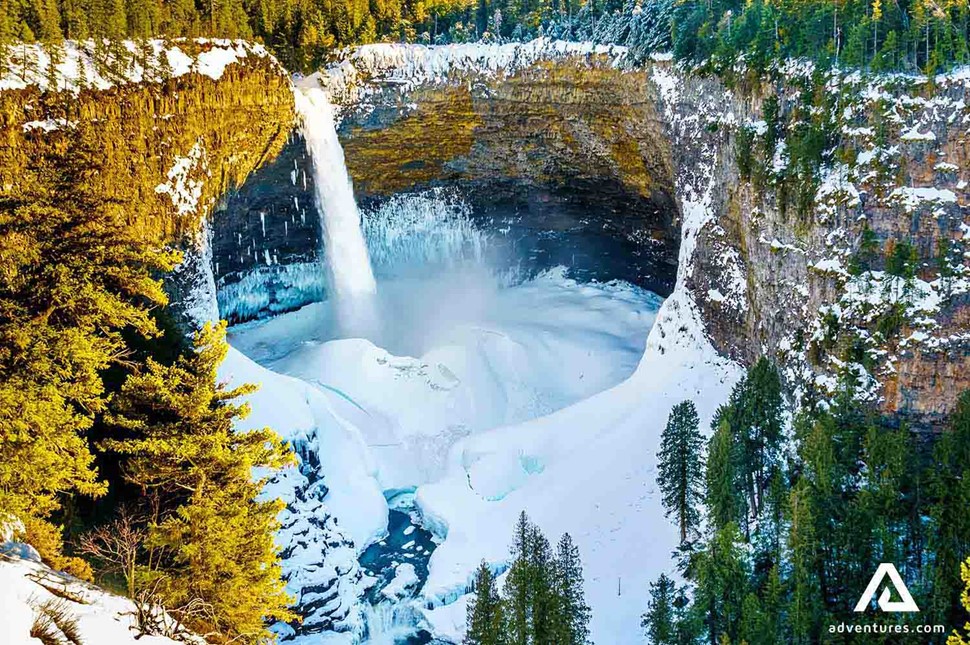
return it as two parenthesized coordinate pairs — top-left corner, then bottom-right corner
(1, 57), (293, 243)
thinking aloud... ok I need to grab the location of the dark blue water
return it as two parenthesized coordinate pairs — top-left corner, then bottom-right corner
(358, 508), (439, 644)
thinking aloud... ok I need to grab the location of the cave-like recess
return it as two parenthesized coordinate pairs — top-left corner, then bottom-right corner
(211, 64), (681, 324)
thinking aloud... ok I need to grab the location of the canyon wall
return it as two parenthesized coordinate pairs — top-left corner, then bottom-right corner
(0, 41), (295, 330)
(213, 44), (683, 322)
(11, 41), (959, 428)
(654, 64), (970, 430)
(308, 47), (969, 430)
(335, 60), (680, 297)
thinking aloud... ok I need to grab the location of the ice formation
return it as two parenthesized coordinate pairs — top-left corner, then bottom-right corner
(217, 41), (746, 645)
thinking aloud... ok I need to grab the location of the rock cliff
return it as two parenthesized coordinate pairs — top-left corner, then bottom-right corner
(336, 57), (680, 297)
(308, 44), (969, 429)
(0, 40), (295, 329)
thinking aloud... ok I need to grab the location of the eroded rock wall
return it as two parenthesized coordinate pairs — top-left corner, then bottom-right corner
(183, 41), (968, 428)
(329, 48), (969, 428)
(0, 43), (295, 330)
(651, 63), (970, 430)
(337, 59), (681, 296)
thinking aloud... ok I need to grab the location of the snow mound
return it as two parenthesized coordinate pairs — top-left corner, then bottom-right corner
(0, 556), (195, 645)
(229, 269), (662, 491)
(415, 287), (740, 643)
(228, 266), (671, 643)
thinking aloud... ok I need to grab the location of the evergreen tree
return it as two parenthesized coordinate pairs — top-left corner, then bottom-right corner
(949, 558), (970, 645)
(705, 415), (745, 532)
(691, 523), (749, 645)
(0, 122), (175, 565)
(102, 322), (295, 643)
(739, 565), (783, 645)
(491, 513), (592, 645)
(788, 478), (823, 644)
(504, 512), (534, 645)
(658, 400), (704, 543)
(551, 533), (591, 645)
(928, 391), (970, 629)
(733, 358), (784, 521)
(466, 562), (506, 645)
(642, 573), (676, 644)
(526, 522), (556, 644)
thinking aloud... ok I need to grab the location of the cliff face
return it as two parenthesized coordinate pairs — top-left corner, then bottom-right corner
(211, 132), (325, 323)
(651, 63), (970, 430)
(336, 59), (681, 296)
(314, 46), (969, 429)
(0, 40), (295, 329)
(21, 40), (955, 427)
(211, 47), (682, 321)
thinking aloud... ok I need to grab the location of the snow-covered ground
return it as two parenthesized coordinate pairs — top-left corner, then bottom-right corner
(222, 245), (744, 644)
(416, 287), (738, 642)
(319, 38), (628, 114)
(219, 44), (743, 643)
(224, 268), (735, 643)
(1, 39), (278, 94)
(228, 266), (662, 511)
(0, 556), (194, 645)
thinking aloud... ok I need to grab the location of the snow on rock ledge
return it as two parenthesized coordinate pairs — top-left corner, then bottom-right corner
(0, 38), (280, 94)
(318, 38), (629, 111)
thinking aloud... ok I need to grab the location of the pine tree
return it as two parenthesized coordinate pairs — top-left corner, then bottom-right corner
(0, 122), (175, 562)
(735, 358), (784, 520)
(504, 512), (533, 645)
(103, 322), (295, 643)
(691, 523), (749, 645)
(642, 573), (676, 644)
(552, 533), (591, 645)
(527, 523), (555, 644)
(949, 558), (970, 645)
(658, 400), (704, 543)
(496, 513), (590, 645)
(848, 224), (880, 275)
(788, 478), (822, 645)
(466, 562), (506, 645)
(928, 391), (970, 628)
(705, 415), (744, 532)
(739, 565), (783, 645)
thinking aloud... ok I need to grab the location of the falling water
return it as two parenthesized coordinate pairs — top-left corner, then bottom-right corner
(293, 83), (377, 297)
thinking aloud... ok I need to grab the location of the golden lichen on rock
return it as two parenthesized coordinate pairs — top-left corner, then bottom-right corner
(342, 83), (481, 195)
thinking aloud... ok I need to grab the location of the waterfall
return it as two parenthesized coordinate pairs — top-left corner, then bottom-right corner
(293, 83), (377, 298)
(361, 601), (428, 644)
